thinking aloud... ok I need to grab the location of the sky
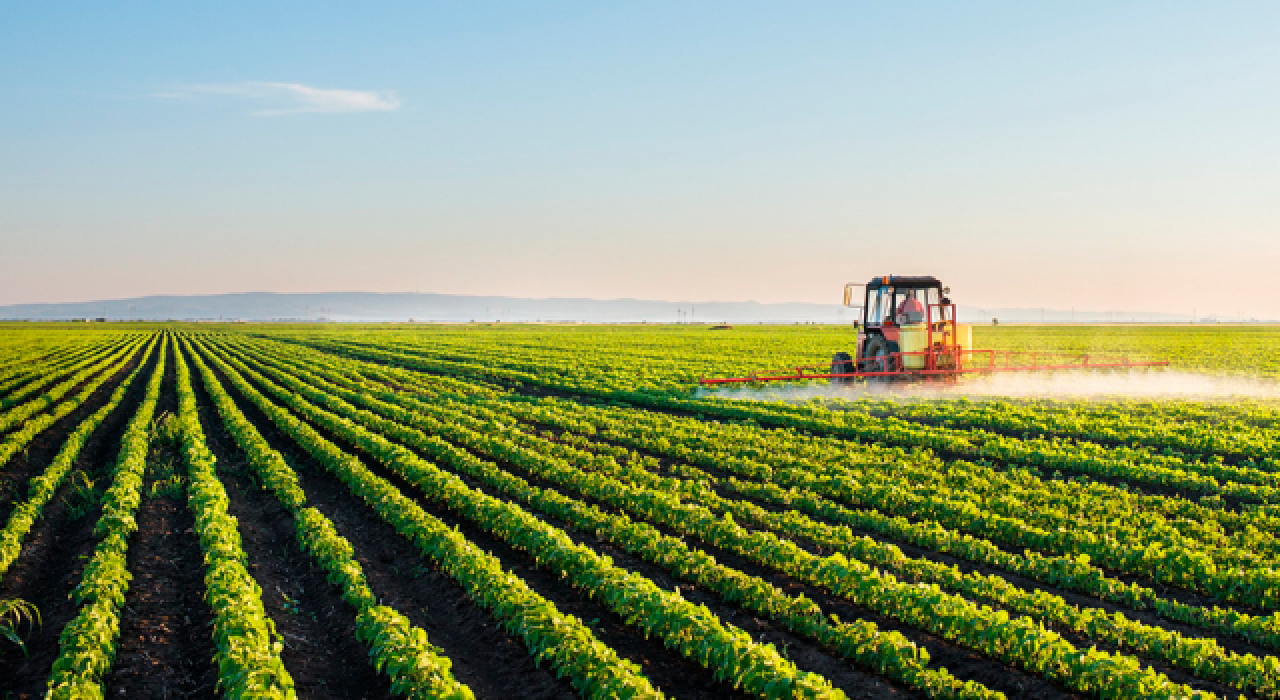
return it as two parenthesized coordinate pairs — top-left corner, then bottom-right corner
(2, 2), (1278, 319)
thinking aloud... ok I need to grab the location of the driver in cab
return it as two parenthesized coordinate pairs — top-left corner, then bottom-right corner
(896, 291), (926, 325)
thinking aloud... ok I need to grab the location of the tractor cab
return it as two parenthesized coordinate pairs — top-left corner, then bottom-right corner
(858, 276), (944, 329)
(832, 275), (972, 381)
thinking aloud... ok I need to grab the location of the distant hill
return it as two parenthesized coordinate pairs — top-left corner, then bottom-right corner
(0, 292), (849, 323)
(0, 291), (1202, 324)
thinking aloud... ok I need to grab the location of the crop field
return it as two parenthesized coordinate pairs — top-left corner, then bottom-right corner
(3, 323), (1280, 700)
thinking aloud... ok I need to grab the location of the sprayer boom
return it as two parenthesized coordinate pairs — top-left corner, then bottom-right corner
(698, 274), (1170, 386)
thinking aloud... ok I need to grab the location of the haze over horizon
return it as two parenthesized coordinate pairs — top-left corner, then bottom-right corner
(3, 3), (1278, 318)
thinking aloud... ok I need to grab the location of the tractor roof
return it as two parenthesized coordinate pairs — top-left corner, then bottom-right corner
(866, 275), (942, 289)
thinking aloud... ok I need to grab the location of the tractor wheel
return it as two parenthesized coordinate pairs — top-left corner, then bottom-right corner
(862, 336), (898, 380)
(830, 352), (855, 385)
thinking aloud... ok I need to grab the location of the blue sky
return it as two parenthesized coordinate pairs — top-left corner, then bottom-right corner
(2, 2), (1278, 318)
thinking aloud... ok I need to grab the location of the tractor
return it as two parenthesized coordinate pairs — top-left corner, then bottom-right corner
(831, 275), (967, 383)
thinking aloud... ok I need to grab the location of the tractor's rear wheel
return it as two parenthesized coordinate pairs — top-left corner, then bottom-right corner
(862, 336), (898, 381)
(830, 352), (855, 385)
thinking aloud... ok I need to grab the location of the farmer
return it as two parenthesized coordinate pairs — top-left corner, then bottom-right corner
(897, 290), (926, 324)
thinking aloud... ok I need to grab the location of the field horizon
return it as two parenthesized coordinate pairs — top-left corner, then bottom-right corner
(0, 290), (1248, 325)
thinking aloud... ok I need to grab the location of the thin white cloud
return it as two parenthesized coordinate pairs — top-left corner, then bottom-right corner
(154, 81), (400, 115)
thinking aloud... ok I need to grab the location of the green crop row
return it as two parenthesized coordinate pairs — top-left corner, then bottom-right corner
(431, 379), (1280, 655)
(247, 333), (1280, 596)
(498, 391), (1280, 607)
(259, 334), (1264, 592)
(307, 331), (1280, 509)
(726, 396), (1280, 501)
(234, 333), (1280, 693)
(0, 336), (134, 410)
(822, 395), (1280, 466)
(46, 335), (167, 698)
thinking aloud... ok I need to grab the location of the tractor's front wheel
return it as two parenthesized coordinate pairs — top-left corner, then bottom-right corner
(862, 336), (898, 380)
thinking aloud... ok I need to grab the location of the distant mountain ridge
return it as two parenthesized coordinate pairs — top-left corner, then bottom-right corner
(0, 291), (1201, 323)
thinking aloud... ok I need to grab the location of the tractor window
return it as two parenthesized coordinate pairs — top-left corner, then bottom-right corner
(865, 287), (894, 325)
